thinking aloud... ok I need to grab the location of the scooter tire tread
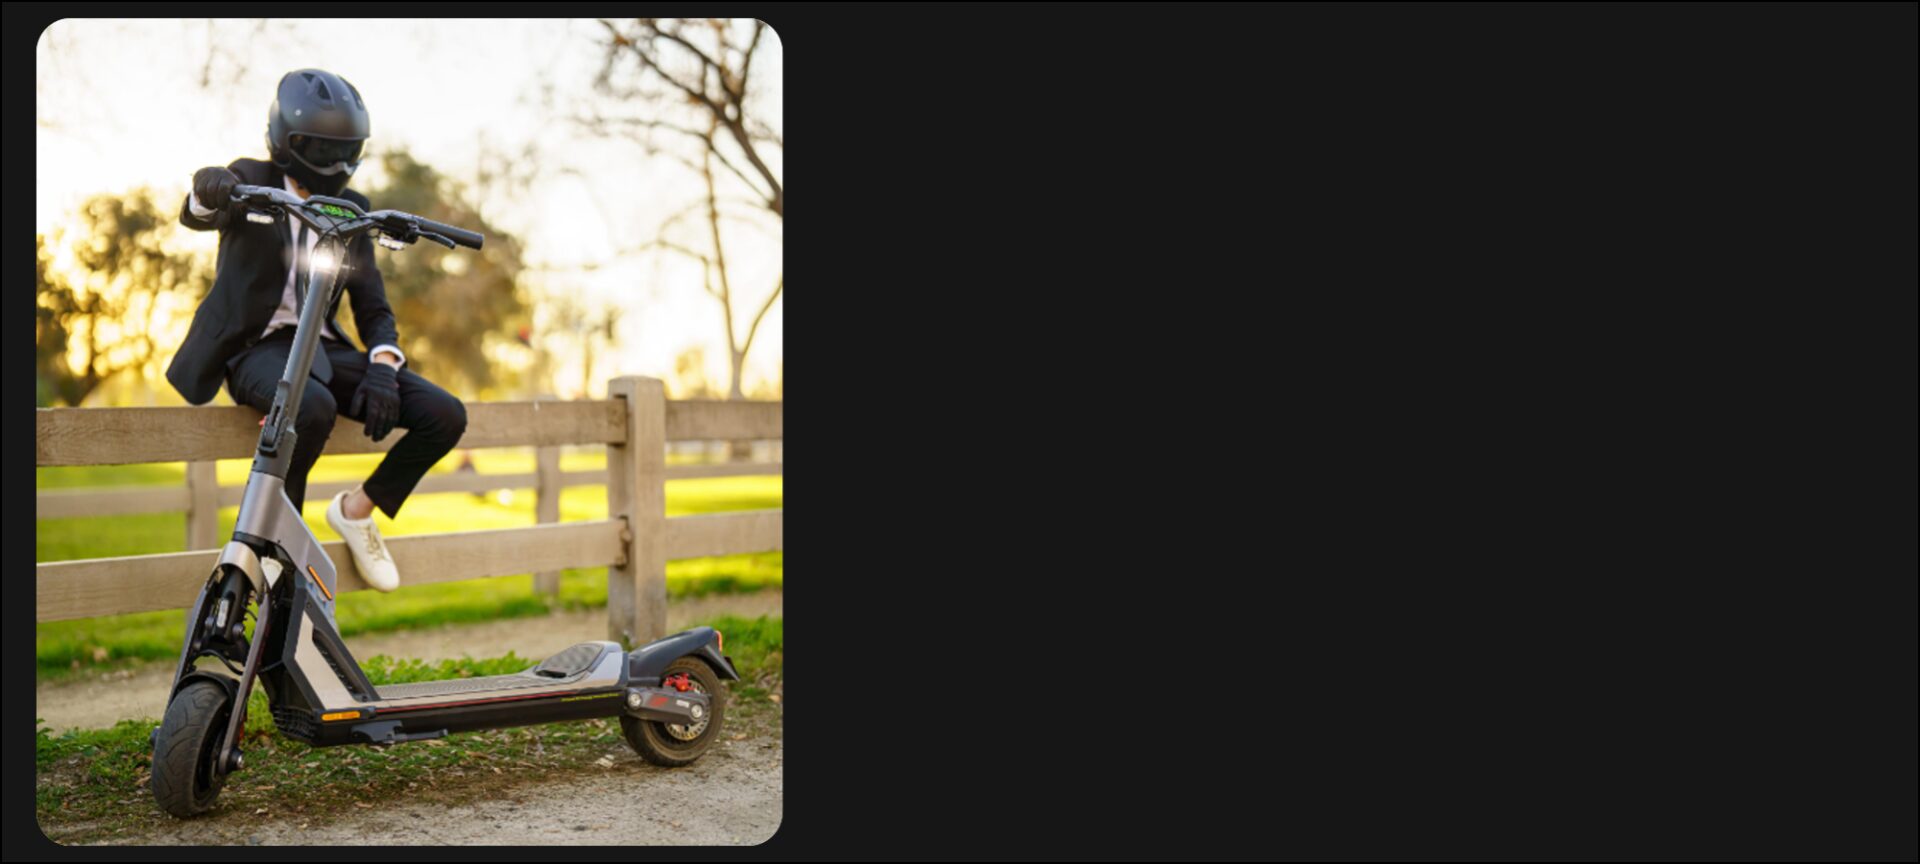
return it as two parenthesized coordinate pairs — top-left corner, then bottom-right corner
(621, 656), (727, 767)
(151, 679), (232, 818)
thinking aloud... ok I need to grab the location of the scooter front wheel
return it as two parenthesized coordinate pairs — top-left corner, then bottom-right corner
(621, 656), (727, 767)
(151, 679), (234, 818)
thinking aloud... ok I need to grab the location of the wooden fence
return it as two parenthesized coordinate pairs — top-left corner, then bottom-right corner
(34, 377), (782, 648)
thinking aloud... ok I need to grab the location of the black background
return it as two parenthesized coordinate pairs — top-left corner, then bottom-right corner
(8, 2), (1916, 860)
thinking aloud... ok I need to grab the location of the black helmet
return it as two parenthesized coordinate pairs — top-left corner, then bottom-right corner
(265, 68), (370, 196)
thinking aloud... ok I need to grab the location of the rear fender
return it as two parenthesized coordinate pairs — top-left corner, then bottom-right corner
(624, 626), (741, 682)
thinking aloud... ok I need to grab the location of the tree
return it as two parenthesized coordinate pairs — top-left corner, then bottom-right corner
(637, 136), (782, 403)
(670, 345), (719, 400)
(347, 149), (531, 399)
(588, 18), (783, 459)
(520, 291), (622, 399)
(35, 190), (211, 407)
(592, 18), (782, 218)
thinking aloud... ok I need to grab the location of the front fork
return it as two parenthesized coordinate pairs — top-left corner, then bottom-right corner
(162, 543), (272, 778)
(168, 562), (253, 695)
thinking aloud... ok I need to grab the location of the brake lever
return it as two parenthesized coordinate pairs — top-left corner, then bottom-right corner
(418, 231), (457, 249)
(230, 193), (279, 224)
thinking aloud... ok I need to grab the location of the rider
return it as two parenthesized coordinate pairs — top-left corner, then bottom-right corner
(164, 68), (467, 593)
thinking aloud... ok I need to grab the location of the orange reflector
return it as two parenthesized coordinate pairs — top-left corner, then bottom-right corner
(716, 630), (724, 652)
(321, 710), (362, 722)
(307, 565), (333, 601)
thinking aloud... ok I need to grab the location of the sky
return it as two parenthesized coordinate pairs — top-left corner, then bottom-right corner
(35, 17), (782, 401)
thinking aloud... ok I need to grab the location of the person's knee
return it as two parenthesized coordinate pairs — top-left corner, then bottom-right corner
(413, 391), (467, 444)
(296, 387), (337, 437)
(439, 394), (468, 442)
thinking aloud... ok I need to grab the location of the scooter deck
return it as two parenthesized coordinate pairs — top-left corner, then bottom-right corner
(374, 642), (608, 700)
(376, 671), (583, 700)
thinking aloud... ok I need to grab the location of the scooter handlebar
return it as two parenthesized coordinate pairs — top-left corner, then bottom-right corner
(227, 184), (483, 250)
(414, 217), (484, 250)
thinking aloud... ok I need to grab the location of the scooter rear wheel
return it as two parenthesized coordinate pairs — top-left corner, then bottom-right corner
(151, 679), (234, 818)
(621, 656), (727, 767)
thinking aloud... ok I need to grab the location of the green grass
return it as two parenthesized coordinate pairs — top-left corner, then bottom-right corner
(38, 453), (781, 679)
(37, 451), (779, 563)
(35, 615), (782, 843)
(38, 556), (783, 678)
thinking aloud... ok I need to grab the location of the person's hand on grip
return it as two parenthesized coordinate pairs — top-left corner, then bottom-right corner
(192, 166), (239, 212)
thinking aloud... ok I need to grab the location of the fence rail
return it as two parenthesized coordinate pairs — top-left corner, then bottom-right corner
(34, 396), (785, 466)
(34, 381), (782, 647)
(35, 464), (781, 520)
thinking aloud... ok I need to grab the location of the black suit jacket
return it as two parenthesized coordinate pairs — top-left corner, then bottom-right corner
(164, 158), (400, 405)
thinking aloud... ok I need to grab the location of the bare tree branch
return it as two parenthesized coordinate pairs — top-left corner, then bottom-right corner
(739, 273), (782, 359)
(638, 18), (732, 100)
(600, 20), (715, 108)
(628, 235), (721, 301)
(199, 19), (216, 88)
(746, 117), (783, 148)
(600, 114), (710, 143)
(573, 110), (770, 202)
(600, 18), (782, 216)
(721, 211), (782, 242)
(735, 20), (765, 104)
(694, 139), (765, 201)
(702, 137), (738, 334)
(632, 238), (712, 268)
(575, 17), (782, 412)
(640, 238), (710, 265)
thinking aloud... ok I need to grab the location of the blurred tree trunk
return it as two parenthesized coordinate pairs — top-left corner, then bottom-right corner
(698, 134), (774, 461)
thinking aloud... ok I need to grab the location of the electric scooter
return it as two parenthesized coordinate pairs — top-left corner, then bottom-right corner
(151, 184), (739, 819)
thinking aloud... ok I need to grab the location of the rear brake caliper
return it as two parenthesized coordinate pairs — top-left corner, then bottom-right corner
(664, 673), (692, 692)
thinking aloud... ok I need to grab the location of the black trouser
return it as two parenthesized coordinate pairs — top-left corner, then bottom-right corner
(226, 330), (467, 518)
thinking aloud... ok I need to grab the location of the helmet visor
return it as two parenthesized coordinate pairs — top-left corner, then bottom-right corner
(289, 134), (365, 172)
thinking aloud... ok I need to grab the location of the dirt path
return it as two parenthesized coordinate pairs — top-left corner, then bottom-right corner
(36, 591), (783, 732)
(49, 703), (784, 846)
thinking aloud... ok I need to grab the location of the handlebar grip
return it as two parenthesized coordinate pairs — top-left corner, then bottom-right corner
(229, 184), (278, 203)
(415, 217), (484, 250)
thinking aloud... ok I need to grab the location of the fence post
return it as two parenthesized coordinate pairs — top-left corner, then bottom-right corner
(604, 376), (667, 648)
(532, 436), (562, 597)
(186, 461), (219, 550)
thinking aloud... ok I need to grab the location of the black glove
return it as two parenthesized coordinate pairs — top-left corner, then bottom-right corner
(192, 166), (238, 213)
(350, 363), (402, 442)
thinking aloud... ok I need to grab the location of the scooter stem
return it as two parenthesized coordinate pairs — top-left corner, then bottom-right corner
(253, 235), (345, 479)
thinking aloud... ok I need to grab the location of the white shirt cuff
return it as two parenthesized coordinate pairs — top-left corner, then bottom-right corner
(370, 345), (406, 367)
(187, 191), (216, 218)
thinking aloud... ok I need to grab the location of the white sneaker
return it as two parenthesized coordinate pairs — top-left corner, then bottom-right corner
(327, 490), (400, 592)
